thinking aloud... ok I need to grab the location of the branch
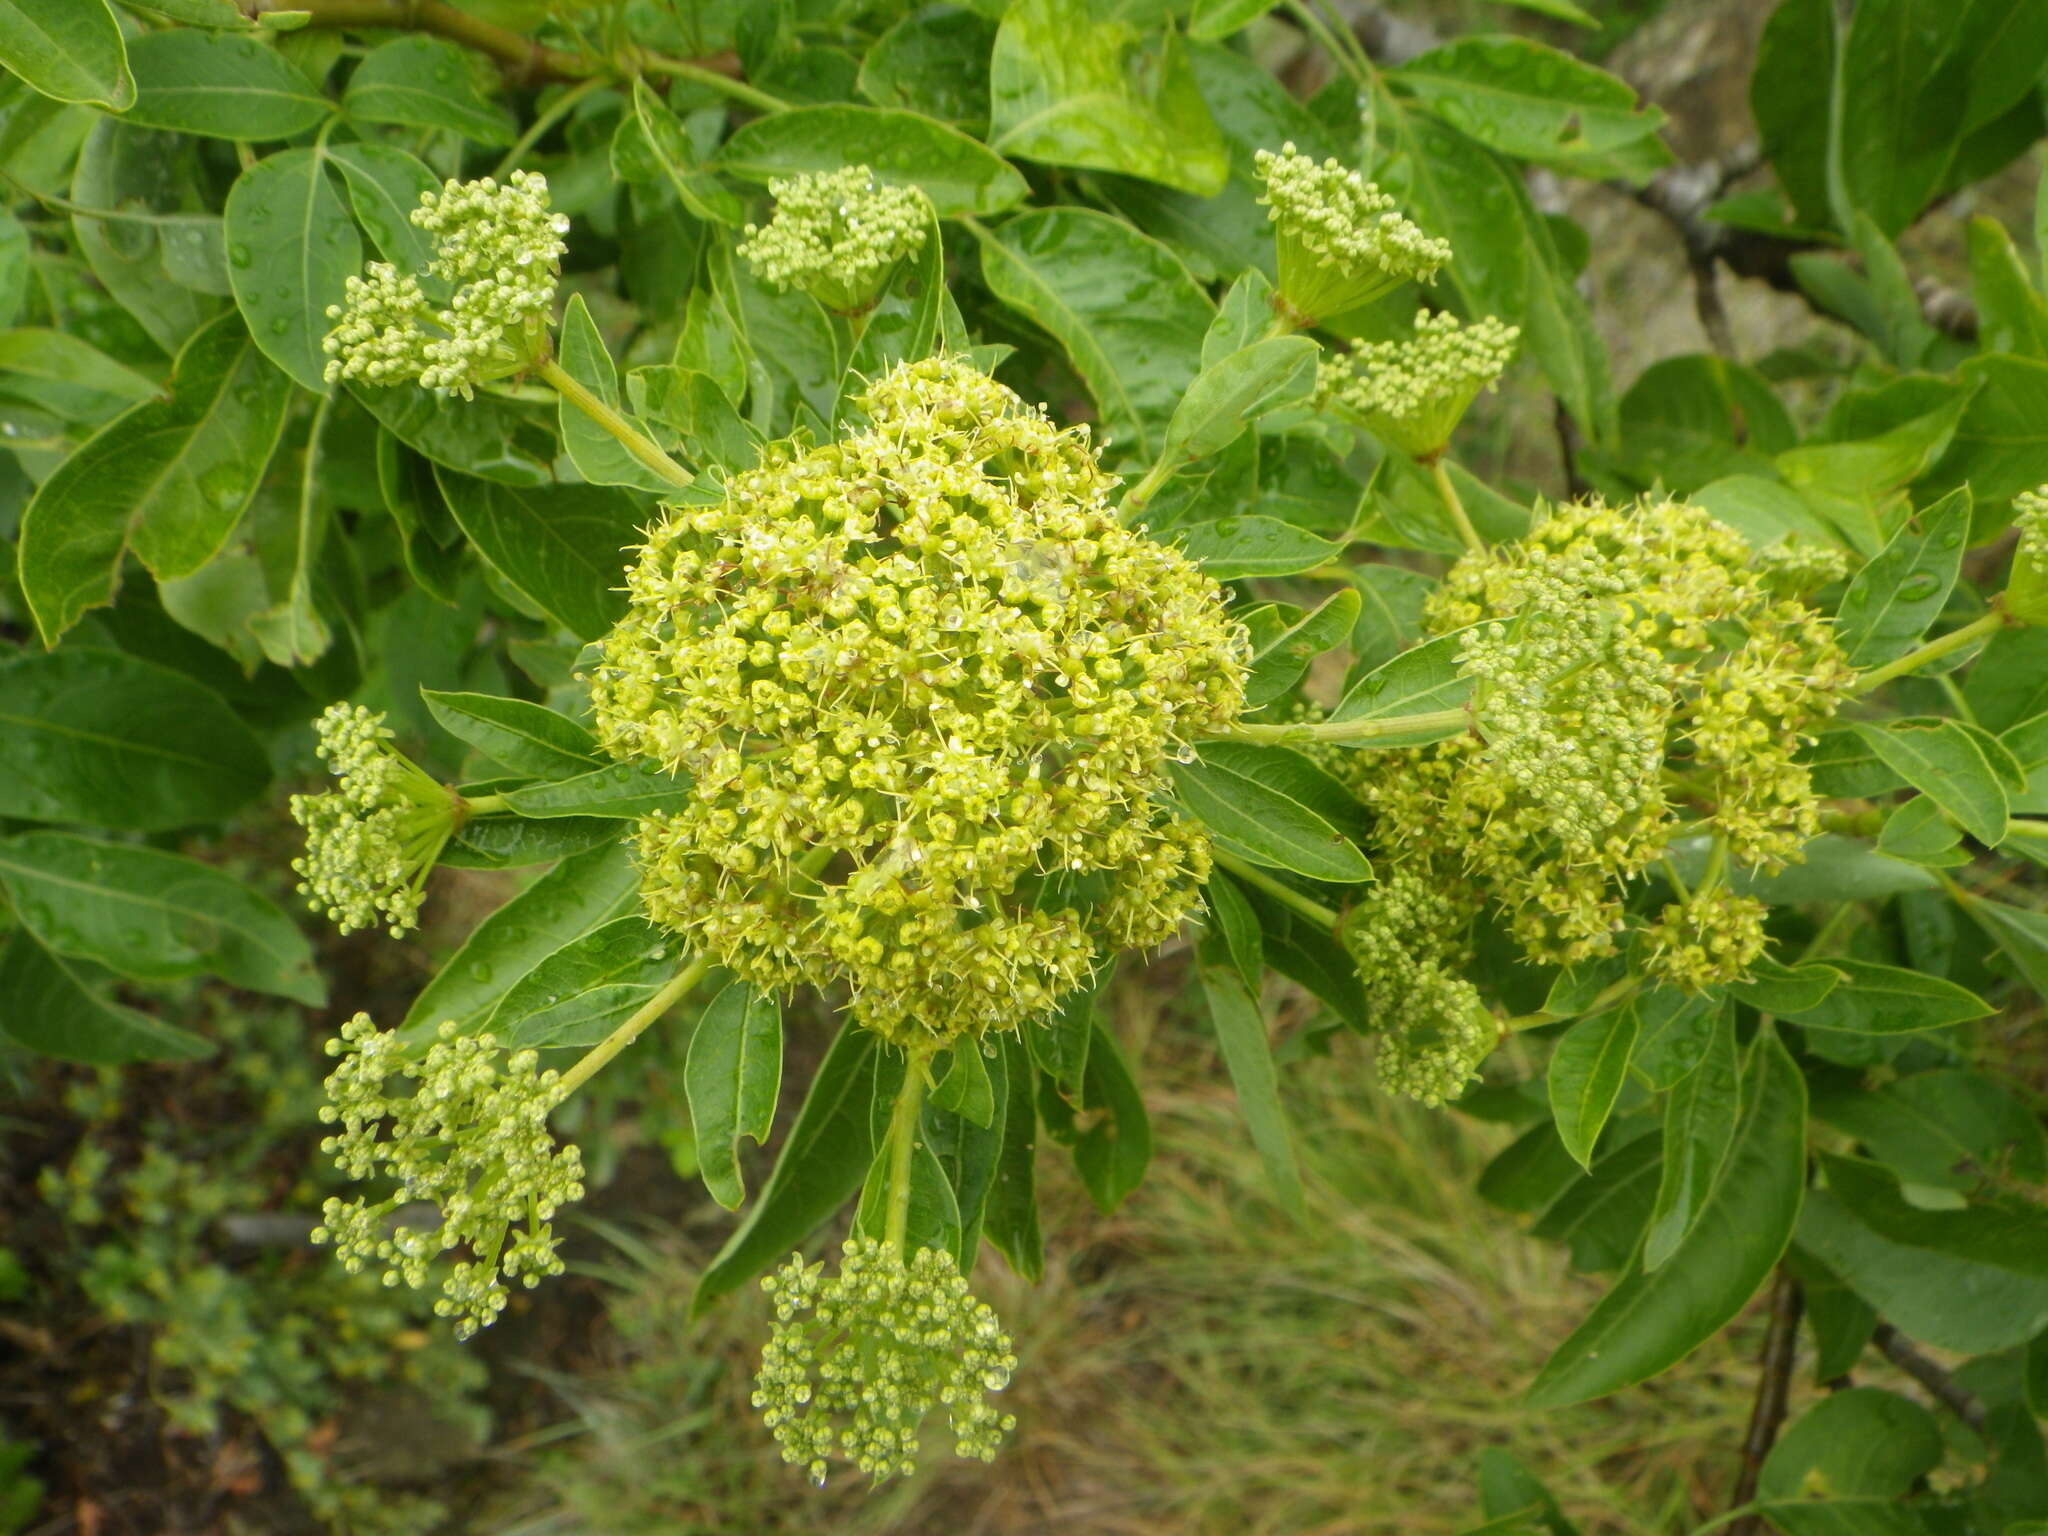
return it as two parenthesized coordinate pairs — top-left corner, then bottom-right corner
(1871, 1322), (1989, 1433)
(1727, 1268), (1803, 1536)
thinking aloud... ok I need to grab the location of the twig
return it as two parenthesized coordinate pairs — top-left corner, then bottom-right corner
(1871, 1322), (1989, 1433)
(1727, 1268), (1804, 1536)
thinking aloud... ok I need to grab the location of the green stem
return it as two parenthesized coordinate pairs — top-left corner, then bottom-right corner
(1501, 974), (1642, 1034)
(1428, 456), (1485, 557)
(883, 1053), (932, 1252)
(1122, 455), (1181, 517)
(1210, 705), (1470, 747)
(459, 791), (509, 819)
(1851, 608), (2009, 696)
(492, 75), (607, 179)
(2006, 818), (2048, 842)
(535, 356), (694, 490)
(1211, 848), (1342, 929)
(555, 954), (710, 1098)
(640, 53), (791, 115)
(243, 0), (595, 83)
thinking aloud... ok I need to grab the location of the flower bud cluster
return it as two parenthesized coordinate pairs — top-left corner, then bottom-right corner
(311, 1015), (584, 1340)
(2009, 486), (2048, 625)
(1643, 887), (1769, 992)
(1255, 142), (1451, 326)
(589, 355), (1247, 1047)
(289, 704), (459, 938)
(324, 171), (568, 398)
(1316, 311), (1519, 459)
(753, 1238), (1017, 1485)
(737, 165), (930, 315)
(1340, 864), (1493, 1105)
(1354, 498), (1848, 995)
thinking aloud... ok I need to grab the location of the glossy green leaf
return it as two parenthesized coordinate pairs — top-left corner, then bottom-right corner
(124, 29), (327, 140)
(1628, 989), (1724, 1091)
(343, 34), (512, 144)
(499, 760), (691, 820)
(17, 312), (290, 645)
(1188, 0), (1272, 40)
(224, 145), (361, 392)
(1833, 485), (1973, 667)
(717, 104), (1027, 217)
(0, 648), (268, 831)
(70, 120), (218, 358)
(971, 207), (1211, 462)
(1779, 958), (1991, 1035)
(443, 814), (621, 872)
(1811, 1068), (2045, 1193)
(857, 7), (995, 130)
(1170, 745), (1372, 883)
(1393, 37), (1670, 181)
(1062, 1025), (1151, 1214)
(923, 1046), (1006, 1266)
(556, 293), (673, 492)
(687, 977), (785, 1211)
(1760, 1388), (1942, 1501)
(1923, 354), (2048, 526)
(1643, 1011), (1739, 1271)
(0, 928), (208, 1064)
(327, 141), (438, 272)
(1244, 588), (1360, 709)
(1327, 628), (1477, 741)
(1727, 956), (1843, 1016)
(435, 471), (641, 641)
(1531, 1132), (1661, 1274)
(1204, 872), (1264, 995)
(423, 690), (599, 779)
(1854, 717), (2008, 845)
(487, 915), (675, 1050)
(618, 76), (741, 226)
(351, 376), (557, 486)
(693, 1022), (883, 1314)
(931, 1037), (996, 1129)
(1969, 216), (2048, 359)
(1172, 515), (1341, 580)
(1725, 834), (1936, 904)
(1025, 981), (1095, 1099)
(401, 840), (641, 1038)
(0, 0), (132, 109)
(1823, 1151), (2048, 1279)
(1548, 1007), (1638, 1172)
(990, 0), (1227, 196)
(0, 831), (320, 1004)
(1158, 334), (1319, 471)
(1875, 795), (1968, 866)
(983, 1032), (1044, 1281)
(1198, 961), (1305, 1219)
(1525, 1031), (1806, 1407)
(0, 327), (157, 427)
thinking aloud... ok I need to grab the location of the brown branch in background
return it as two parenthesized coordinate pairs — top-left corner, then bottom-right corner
(1871, 1322), (1990, 1433)
(1727, 1269), (1804, 1536)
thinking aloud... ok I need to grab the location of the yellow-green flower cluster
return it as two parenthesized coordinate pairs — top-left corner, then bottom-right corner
(2009, 486), (2048, 625)
(1754, 539), (1850, 596)
(1340, 864), (1493, 1105)
(589, 355), (1247, 1048)
(1255, 142), (1451, 327)
(1343, 499), (1848, 1076)
(737, 165), (929, 315)
(753, 1238), (1017, 1485)
(1316, 311), (1519, 460)
(324, 170), (568, 398)
(289, 704), (459, 938)
(1643, 887), (1770, 992)
(311, 1016), (584, 1340)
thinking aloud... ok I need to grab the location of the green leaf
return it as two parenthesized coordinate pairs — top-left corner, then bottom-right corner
(1244, 588), (1360, 709)
(1525, 1030), (1806, 1407)
(343, 34), (513, 144)
(1628, 989), (1724, 1091)
(0, 0), (131, 109)
(0, 831), (320, 1005)
(435, 472), (641, 641)
(1750, 0), (1835, 230)
(401, 840), (640, 1038)
(971, 207), (1211, 462)
(1172, 514), (1341, 580)
(1922, 354), (2048, 527)
(1477, 1448), (1584, 1536)
(1854, 718), (2008, 846)
(1024, 981), (1094, 1098)
(1779, 958), (1992, 1035)
(1955, 890), (2048, 1000)
(1327, 628), (1476, 742)
(422, 690), (599, 780)
(1197, 961), (1306, 1219)
(1157, 334), (1319, 471)
(1725, 834), (1935, 904)
(687, 978), (784, 1211)
(693, 1021), (882, 1315)
(1811, 1067), (2045, 1192)
(1613, 357), (1798, 494)
(1822, 1151), (2048, 1280)
(0, 327), (157, 426)
(990, 0), (1227, 197)
(1548, 1007), (1638, 1172)
(224, 145), (361, 393)
(499, 759), (691, 820)
(1833, 487), (1972, 668)
(1778, 394), (1973, 556)
(1727, 956), (1843, 1016)
(444, 814), (620, 871)
(1393, 37), (1670, 181)
(619, 76), (741, 226)
(717, 104), (1027, 217)
(852, 1097), (961, 1260)
(1188, 0), (1273, 40)
(1643, 1010), (1739, 1271)
(123, 29), (327, 140)
(856, 7), (996, 131)
(1169, 744), (1372, 883)
(555, 293), (673, 492)
(1531, 1131), (1662, 1274)
(931, 1038), (996, 1129)
(70, 120), (219, 358)
(1875, 795), (1968, 866)
(327, 141), (438, 272)
(17, 312), (291, 645)
(923, 1046), (1006, 1266)
(0, 648), (268, 831)
(1060, 1025), (1151, 1214)
(0, 928), (208, 1064)
(486, 915), (675, 1049)
(1761, 1390), (1941, 1504)
(983, 1033), (1044, 1281)
(1969, 216), (2048, 359)
(1204, 872), (1264, 994)
(351, 375), (557, 486)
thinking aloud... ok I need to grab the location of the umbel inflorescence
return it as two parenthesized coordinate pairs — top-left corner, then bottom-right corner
(737, 164), (930, 315)
(311, 1016), (585, 1339)
(754, 1238), (1017, 1485)
(323, 169), (568, 397)
(1340, 498), (1853, 1102)
(589, 354), (1248, 1048)
(1255, 142), (1451, 327)
(1317, 310), (1520, 460)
